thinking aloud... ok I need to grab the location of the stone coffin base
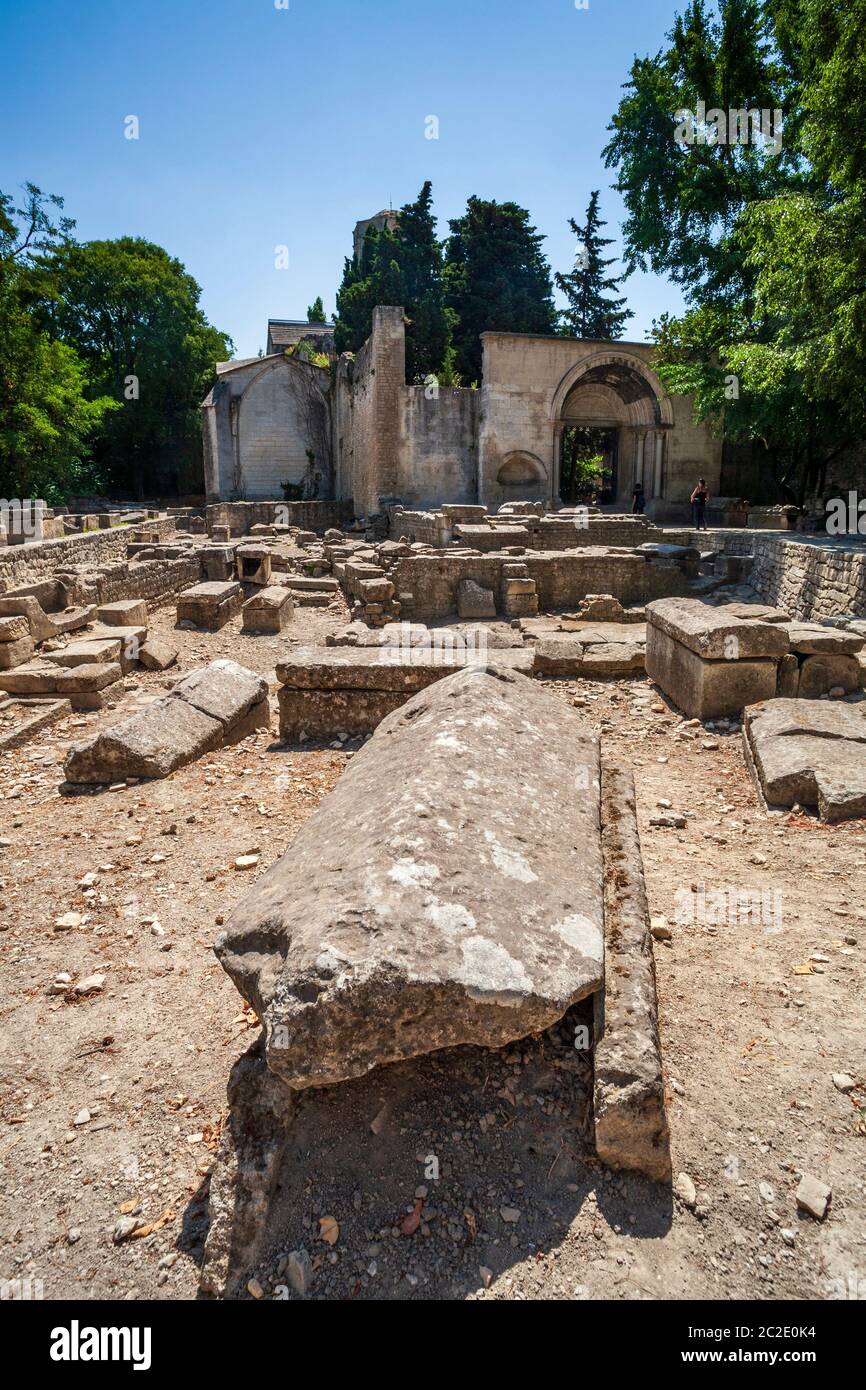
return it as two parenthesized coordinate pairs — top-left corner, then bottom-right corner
(646, 624), (778, 719)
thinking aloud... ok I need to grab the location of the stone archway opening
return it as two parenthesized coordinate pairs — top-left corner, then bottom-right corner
(560, 425), (617, 504)
(553, 353), (671, 510)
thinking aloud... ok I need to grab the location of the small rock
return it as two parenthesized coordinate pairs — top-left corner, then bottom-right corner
(285, 1248), (312, 1295)
(832, 1073), (856, 1093)
(73, 974), (105, 996)
(796, 1173), (831, 1221)
(246, 1278), (264, 1299)
(500, 1206), (521, 1224)
(675, 1172), (697, 1209)
(112, 1215), (142, 1244)
(479, 1266), (493, 1289)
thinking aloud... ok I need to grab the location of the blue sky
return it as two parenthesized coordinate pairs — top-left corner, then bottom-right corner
(1, 0), (686, 359)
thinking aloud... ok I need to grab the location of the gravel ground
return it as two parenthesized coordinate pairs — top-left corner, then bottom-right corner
(0, 602), (864, 1301)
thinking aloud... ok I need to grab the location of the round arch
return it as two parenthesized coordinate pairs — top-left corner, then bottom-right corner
(549, 349), (674, 428)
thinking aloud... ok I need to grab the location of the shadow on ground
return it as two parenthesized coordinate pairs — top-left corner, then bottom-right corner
(183, 1002), (673, 1299)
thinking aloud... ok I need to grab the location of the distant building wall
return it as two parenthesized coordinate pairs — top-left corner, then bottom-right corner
(202, 354), (331, 503)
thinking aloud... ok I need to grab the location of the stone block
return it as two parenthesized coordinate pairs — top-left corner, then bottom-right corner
(0, 596), (56, 642)
(241, 586), (294, 633)
(96, 599), (148, 627)
(138, 639), (178, 671)
(177, 581), (243, 631)
(236, 545), (273, 586)
(0, 636), (36, 670)
(743, 698), (866, 822)
(64, 659), (269, 784)
(593, 766), (670, 1182)
(647, 597), (790, 660)
(0, 616), (30, 643)
(798, 653), (861, 697)
(646, 625), (778, 720)
(457, 578), (496, 619)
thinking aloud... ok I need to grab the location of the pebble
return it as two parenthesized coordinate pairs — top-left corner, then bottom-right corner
(285, 1248), (312, 1295)
(674, 1172), (696, 1209)
(832, 1073), (855, 1093)
(73, 974), (105, 996)
(795, 1173), (831, 1221)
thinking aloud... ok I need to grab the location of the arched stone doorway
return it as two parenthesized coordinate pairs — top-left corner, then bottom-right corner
(550, 351), (673, 510)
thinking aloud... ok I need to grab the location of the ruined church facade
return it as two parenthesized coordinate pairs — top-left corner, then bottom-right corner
(203, 305), (722, 522)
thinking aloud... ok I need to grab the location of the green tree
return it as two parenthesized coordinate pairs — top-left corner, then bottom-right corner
(607, 0), (866, 501)
(394, 181), (452, 383)
(555, 191), (632, 339)
(39, 237), (232, 498)
(603, 0), (799, 302)
(0, 184), (114, 502)
(306, 295), (327, 322)
(443, 197), (557, 382)
(333, 183), (452, 381)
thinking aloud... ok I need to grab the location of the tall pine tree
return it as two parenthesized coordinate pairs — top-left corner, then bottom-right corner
(555, 191), (632, 339)
(332, 183), (451, 381)
(443, 197), (557, 383)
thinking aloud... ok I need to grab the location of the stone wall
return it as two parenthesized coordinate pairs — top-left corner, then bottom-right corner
(393, 549), (691, 620)
(0, 526), (151, 590)
(698, 531), (866, 619)
(205, 500), (352, 537)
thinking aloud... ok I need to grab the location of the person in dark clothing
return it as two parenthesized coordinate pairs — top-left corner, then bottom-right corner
(632, 482), (645, 514)
(691, 477), (709, 530)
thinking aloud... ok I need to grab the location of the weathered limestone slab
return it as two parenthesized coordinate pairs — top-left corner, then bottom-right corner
(719, 601), (790, 624)
(579, 642), (645, 677)
(532, 638), (585, 678)
(64, 697), (222, 783)
(242, 586), (294, 633)
(198, 1040), (296, 1300)
(784, 622), (864, 655)
(97, 599), (148, 627)
(276, 645), (532, 691)
(278, 686), (406, 740)
(647, 597), (790, 659)
(52, 662), (122, 694)
(282, 575), (340, 593)
(0, 697), (69, 752)
(646, 624), (778, 719)
(45, 638), (122, 667)
(63, 659), (268, 783)
(594, 766), (670, 1182)
(218, 666), (605, 1090)
(177, 581), (243, 631)
(0, 662), (64, 695)
(170, 660), (268, 730)
(743, 698), (866, 822)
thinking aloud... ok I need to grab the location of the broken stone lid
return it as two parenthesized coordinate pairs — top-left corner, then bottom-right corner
(216, 665), (605, 1090)
(646, 597), (790, 659)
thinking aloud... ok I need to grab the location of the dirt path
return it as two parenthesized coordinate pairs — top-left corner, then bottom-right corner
(1, 608), (863, 1301)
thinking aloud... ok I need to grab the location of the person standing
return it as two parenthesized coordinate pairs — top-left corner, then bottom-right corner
(632, 481), (645, 514)
(691, 477), (709, 530)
